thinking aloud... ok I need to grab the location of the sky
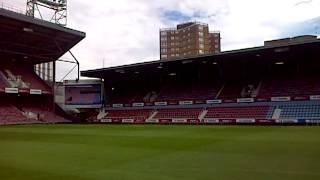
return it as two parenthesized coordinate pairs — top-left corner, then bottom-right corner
(1, 0), (320, 80)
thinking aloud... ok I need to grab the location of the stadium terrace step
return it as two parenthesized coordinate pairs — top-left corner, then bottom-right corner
(258, 78), (320, 98)
(155, 108), (202, 119)
(205, 106), (272, 119)
(156, 85), (220, 102)
(0, 105), (40, 125)
(23, 107), (70, 124)
(278, 104), (320, 119)
(0, 68), (51, 93)
(104, 109), (153, 123)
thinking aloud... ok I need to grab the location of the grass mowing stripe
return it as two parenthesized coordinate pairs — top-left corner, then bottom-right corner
(0, 125), (319, 180)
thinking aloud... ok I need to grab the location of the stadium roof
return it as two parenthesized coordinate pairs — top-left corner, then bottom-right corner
(82, 37), (320, 80)
(0, 8), (86, 64)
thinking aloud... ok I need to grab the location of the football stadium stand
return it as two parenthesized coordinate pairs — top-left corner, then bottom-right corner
(0, 7), (85, 125)
(82, 35), (320, 125)
(2, 5), (319, 126)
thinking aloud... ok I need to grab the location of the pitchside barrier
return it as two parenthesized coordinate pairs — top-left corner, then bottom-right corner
(99, 118), (320, 125)
(2, 87), (50, 95)
(109, 95), (320, 108)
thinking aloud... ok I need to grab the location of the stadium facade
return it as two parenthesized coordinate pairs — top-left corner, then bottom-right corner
(160, 22), (221, 60)
(82, 35), (320, 125)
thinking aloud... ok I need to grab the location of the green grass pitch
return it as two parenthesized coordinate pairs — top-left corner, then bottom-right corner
(0, 125), (320, 180)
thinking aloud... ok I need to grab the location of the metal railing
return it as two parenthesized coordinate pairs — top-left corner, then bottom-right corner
(0, 2), (66, 26)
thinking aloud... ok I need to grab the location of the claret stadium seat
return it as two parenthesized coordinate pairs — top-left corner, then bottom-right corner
(0, 67), (51, 91)
(23, 107), (69, 123)
(10, 68), (51, 91)
(105, 109), (153, 121)
(0, 105), (31, 125)
(205, 106), (273, 119)
(218, 82), (243, 99)
(258, 78), (320, 98)
(0, 72), (7, 91)
(1, 69), (28, 88)
(156, 85), (220, 102)
(155, 108), (202, 119)
(218, 81), (259, 100)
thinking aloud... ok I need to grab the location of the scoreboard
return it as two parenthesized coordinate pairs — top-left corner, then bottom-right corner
(63, 80), (102, 108)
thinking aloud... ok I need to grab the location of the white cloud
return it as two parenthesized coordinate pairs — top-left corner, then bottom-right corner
(1, 0), (320, 80)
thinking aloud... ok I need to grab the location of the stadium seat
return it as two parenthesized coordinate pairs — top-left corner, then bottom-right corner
(10, 67), (51, 91)
(105, 109), (153, 122)
(218, 81), (258, 100)
(0, 104), (37, 125)
(0, 71), (7, 91)
(205, 106), (273, 119)
(0, 67), (51, 92)
(23, 107), (70, 123)
(156, 84), (219, 102)
(278, 104), (320, 119)
(258, 78), (320, 98)
(155, 108), (202, 119)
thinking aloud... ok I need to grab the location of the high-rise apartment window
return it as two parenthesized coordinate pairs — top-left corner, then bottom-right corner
(198, 26), (203, 31)
(199, 32), (204, 37)
(161, 37), (167, 41)
(161, 31), (167, 36)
